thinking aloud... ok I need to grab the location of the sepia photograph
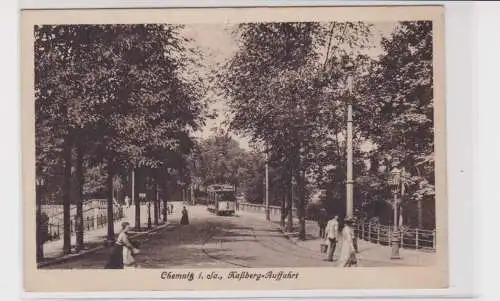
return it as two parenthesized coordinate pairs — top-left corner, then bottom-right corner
(22, 6), (447, 292)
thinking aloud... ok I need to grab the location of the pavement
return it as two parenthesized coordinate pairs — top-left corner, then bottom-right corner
(40, 204), (435, 269)
(39, 203), (182, 267)
(236, 210), (436, 267)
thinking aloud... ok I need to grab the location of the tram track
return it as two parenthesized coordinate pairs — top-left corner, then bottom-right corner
(200, 216), (325, 267)
(247, 226), (325, 263)
(200, 224), (251, 268)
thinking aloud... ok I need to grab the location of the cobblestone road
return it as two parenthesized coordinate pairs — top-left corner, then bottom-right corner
(43, 204), (410, 269)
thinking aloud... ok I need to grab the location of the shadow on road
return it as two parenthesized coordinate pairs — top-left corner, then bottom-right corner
(42, 212), (278, 269)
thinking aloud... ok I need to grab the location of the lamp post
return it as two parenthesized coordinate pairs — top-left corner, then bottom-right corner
(36, 175), (45, 262)
(389, 165), (402, 259)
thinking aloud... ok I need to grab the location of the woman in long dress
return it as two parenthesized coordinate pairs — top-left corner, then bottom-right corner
(105, 222), (139, 269)
(180, 206), (189, 225)
(337, 217), (358, 267)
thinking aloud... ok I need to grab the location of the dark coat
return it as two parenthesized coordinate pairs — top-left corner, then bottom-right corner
(180, 209), (189, 225)
(105, 245), (124, 269)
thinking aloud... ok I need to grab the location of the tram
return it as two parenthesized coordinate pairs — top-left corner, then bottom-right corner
(207, 184), (236, 216)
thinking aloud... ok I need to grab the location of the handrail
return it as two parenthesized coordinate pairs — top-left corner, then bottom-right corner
(238, 202), (436, 252)
(41, 199), (108, 219)
(42, 206), (123, 243)
(355, 221), (436, 251)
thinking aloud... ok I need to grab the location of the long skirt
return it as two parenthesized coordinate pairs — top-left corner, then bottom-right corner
(105, 245), (124, 269)
(180, 214), (189, 225)
(122, 246), (136, 267)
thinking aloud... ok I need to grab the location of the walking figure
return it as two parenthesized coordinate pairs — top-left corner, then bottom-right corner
(337, 217), (358, 267)
(317, 209), (328, 239)
(352, 216), (359, 253)
(180, 206), (189, 225)
(105, 222), (140, 269)
(324, 215), (339, 262)
(163, 203), (168, 217)
(170, 204), (174, 215)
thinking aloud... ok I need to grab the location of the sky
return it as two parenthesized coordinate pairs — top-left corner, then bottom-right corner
(181, 22), (399, 151)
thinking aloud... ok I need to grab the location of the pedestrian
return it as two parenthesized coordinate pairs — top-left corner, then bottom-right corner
(162, 203), (168, 217)
(324, 215), (339, 262)
(40, 212), (50, 243)
(337, 217), (358, 267)
(352, 216), (359, 253)
(105, 221), (140, 269)
(317, 209), (328, 239)
(170, 204), (174, 215)
(180, 206), (189, 225)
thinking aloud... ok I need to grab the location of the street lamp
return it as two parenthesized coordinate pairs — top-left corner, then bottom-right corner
(36, 175), (45, 262)
(389, 165), (402, 260)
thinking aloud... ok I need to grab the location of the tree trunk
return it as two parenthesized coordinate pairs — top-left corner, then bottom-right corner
(62, 136), (72, 254)
(75, 145), (84, 250)
(153, 182), (159, 226)
(162, 182), (168, 223)
(417, 199), (423, 228)
(297, 170), (306, 241)
(286, 175), (294, 233)
(280, 180), (286, 228)
(134, 169), (141, 231)
(106, 162), (115, 242)
(36, 184), (43, 261)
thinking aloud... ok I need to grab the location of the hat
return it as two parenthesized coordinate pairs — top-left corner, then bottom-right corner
(344, 217), (355, 224)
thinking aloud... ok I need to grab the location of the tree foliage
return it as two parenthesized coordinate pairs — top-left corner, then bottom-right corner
(35, 24), (210, 247)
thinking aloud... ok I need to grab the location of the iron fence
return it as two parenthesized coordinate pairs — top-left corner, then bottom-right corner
(355, 222), (436, 251)
(239, 202), (436, 252)
(42, 206), (124, 243)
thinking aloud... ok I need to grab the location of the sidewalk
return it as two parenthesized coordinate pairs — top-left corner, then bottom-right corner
(237, 209), (436, 266)
(39, 204), (179, 267)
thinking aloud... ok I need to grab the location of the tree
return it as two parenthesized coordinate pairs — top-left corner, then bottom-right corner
(220, 22), (373, 238)
(356, 21), (434, 228)
(35, 25), (85, 254)
(35, 24), (209, 251)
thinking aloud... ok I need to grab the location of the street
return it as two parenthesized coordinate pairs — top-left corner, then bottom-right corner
(43, 202), (415, 269)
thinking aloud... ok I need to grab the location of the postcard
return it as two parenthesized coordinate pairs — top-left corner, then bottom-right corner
(21, 5), (447, 292)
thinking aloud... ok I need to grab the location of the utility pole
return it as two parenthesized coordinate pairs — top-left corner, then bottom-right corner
(265, 152), (270, 221)
(346, 78), (354, 219)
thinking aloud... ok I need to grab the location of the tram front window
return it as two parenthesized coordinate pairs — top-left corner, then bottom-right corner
(219, 191), (235, 201)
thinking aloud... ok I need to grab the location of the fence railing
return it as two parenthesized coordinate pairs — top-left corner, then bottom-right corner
(355, 222), (436, 251)
(42, 206), (123, 243)
(239, 202), (296, 217)
(239, 202), (436, 252)
(42, 199), (107, 219)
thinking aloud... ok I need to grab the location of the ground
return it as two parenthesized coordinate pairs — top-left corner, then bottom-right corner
(43, 203), (432, 269)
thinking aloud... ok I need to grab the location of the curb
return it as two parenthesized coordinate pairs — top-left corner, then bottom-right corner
(37, 223), (171, 268)
(279, 227), (325, 253)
